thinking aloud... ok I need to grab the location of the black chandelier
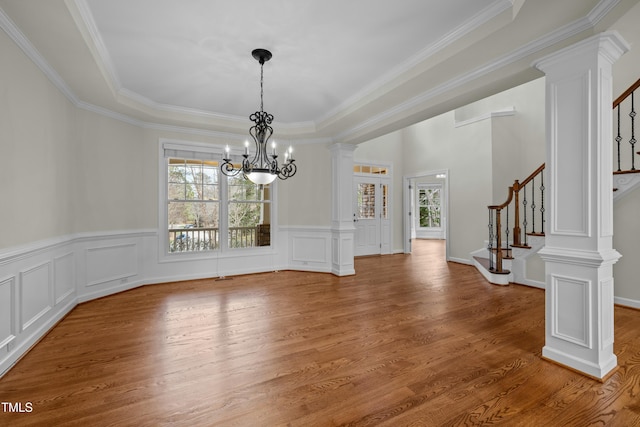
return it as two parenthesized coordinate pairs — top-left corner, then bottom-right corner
(220, 48), (297, 185)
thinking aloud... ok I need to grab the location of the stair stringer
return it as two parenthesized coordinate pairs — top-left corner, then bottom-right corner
(470, 245), (512, 286)
(510, 235), (546, 289)
(471, 235), (545, 288)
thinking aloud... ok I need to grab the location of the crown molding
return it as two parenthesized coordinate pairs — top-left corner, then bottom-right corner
(1, 0), (627, 146)
(315, 0), (514, 125)
(0, 7), (79, 104)
(335, 1), (604, 142)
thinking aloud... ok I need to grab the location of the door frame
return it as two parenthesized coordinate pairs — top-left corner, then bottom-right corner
(415, 183), (444, 239)
(353, 162), (392, 257)
(403, 169), (450, 261)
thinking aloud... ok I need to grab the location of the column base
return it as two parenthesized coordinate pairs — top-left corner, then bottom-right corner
(542, 346), (618, 381)
(331, 228), (355, 276)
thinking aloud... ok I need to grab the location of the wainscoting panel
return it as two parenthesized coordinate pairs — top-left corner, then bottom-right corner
(286, 227), (332, 273)
(0, 277), (16, 349)
(85, 243), (138, 287)
(550, 274), (592, 348)
(54, 252), (75, 305)
(19, 261), (52, 332)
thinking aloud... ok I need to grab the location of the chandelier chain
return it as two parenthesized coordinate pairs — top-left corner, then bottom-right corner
(260, 62), (264, 113)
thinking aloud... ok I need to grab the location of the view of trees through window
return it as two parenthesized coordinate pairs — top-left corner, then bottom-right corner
(418, 187), (441, 228)
(167, 158), (270, 252)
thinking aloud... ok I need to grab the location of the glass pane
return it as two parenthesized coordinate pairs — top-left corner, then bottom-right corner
(168, 201), (220, 252)
(418, 190), (427, 206)
(418, 187), (442, 228)
(382, 184), (388, 219)
(357, 183), (376, 219)
(419, 207), (429, 227)
(185, 183), (199, 200)
(203, 184), (219, 201)
(228, 176), (271, 201)
(169, 183), (185, 200)
(202, 166), (219, 185)
(168, 164), (186, 184)
(228, 202), (270, 248)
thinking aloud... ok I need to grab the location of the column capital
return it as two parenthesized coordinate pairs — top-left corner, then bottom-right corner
(533, 31), (629, 73)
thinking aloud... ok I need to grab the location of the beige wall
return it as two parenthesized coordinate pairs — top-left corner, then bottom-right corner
(0, 29), (75, 248)
(278, 142), (332, 227)
(403, 111), (493, 261)
(610, 2), (640, 303)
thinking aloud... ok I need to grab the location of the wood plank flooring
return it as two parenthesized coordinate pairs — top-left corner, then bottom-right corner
(1, 240), (639, 426)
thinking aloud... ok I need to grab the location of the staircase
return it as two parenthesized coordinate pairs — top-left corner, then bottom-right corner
(471, 164), (545, 286)
(473, 77), (640, 286)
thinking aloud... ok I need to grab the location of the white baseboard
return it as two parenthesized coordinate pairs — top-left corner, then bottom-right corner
(615, 296), (640, 310)
(449, 257), (472, 265)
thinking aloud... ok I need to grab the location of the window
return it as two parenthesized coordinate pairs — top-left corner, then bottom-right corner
(418, 186), (441, 228)
(162, 141), (273, 255)
(227, 174), (271, 248)
(168, 159), (220, 252)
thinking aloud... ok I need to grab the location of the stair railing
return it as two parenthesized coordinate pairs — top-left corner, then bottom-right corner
(488, 163), (545, 274)
(614, 78), (640, 173)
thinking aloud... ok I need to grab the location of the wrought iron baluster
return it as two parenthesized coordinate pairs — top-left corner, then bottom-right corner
(522, 186), (528, 246)
(631, 91), (637, 170)
(531, 177), (536, 234)
(540, 172), (545, 235)
(616, 104), (622, 171)
(488, 209), (494, 271)
(505, 205), (510, 254)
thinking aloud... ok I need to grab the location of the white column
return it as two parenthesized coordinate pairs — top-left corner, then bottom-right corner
(534, 32), (629, 379)
(330, 143), (357, 276)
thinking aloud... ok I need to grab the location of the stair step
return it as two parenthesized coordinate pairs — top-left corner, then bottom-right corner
(473, 256), (511, 275)
(510, 244), (531, 249)
(613, 169), (640, 175)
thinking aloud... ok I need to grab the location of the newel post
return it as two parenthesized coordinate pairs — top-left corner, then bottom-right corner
(512, 180), (521, 246)
(533, 32), (629, 379)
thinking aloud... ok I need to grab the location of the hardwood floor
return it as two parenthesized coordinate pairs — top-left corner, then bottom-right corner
(1, 240), (639, 426)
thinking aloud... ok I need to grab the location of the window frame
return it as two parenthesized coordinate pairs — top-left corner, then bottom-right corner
(158, 139), (278, 263)
(417, 184), (442, 230)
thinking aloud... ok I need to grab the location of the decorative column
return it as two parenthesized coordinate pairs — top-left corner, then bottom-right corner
(534, 32), (629, 379)
(330, 143), (357, 276)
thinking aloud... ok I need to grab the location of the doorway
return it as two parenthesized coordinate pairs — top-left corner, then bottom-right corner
(403, 170), (449, 260)
(353, 175), (391, 256)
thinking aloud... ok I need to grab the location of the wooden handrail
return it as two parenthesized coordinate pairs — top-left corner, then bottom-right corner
(488, 186), (514, 210)
(487, 163), (546, 273)
(613, 78), (640, 108)
(520, 163), (545, 187)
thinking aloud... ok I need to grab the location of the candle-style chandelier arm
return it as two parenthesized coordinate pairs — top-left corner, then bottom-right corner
(278, 159), (297, 179)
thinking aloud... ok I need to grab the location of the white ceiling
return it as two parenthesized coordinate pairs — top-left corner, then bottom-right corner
(0, 0), (634, 143)
(82, 0), (498, 123)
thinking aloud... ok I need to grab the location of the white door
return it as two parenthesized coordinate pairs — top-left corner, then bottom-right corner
(354, 177), (390, 256)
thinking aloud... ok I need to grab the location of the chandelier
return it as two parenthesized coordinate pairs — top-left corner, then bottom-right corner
(221, 48), (297, 185)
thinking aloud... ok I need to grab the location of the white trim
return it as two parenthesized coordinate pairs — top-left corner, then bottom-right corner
(454, 107), (516, 128)
(449, 257), (472, 265)
(1, 0), (624, 145)
(614, 296), (640, 310)
(317, 0), (514, 125)
(157, 138), (279, 263)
